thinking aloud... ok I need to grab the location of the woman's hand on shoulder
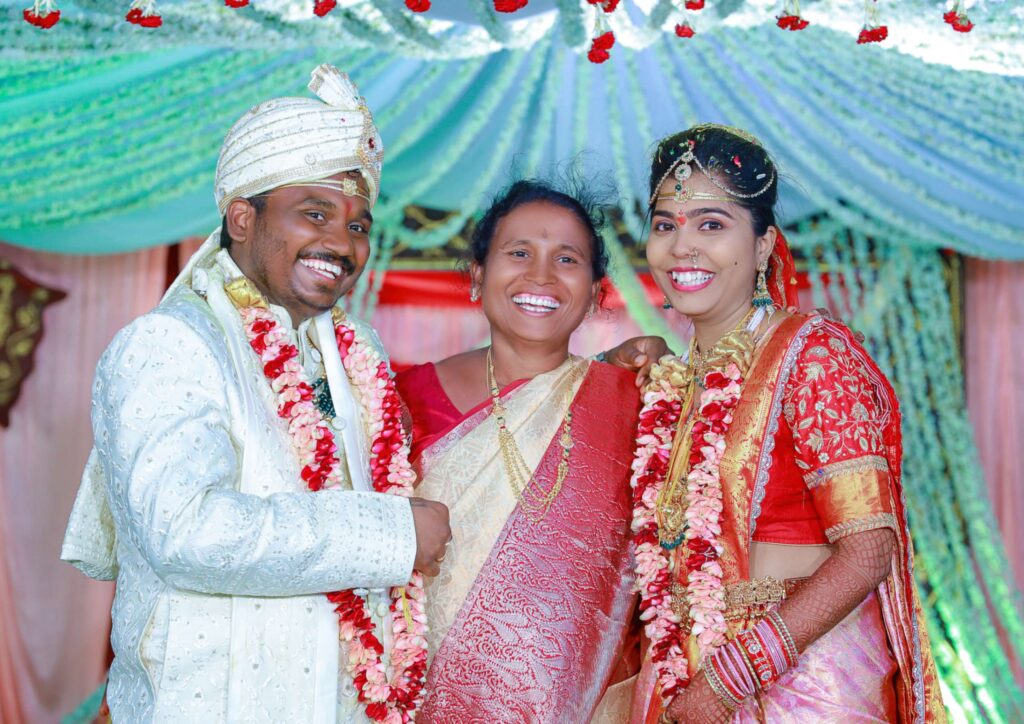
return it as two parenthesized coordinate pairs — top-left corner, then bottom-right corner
(603, 336), (673, 387)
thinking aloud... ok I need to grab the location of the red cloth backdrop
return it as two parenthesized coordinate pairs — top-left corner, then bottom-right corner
(370, 271), (692, 368)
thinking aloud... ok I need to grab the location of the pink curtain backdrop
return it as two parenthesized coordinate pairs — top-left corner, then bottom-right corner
(0, 242), (169, 724)
(965, 259), (1024, 592)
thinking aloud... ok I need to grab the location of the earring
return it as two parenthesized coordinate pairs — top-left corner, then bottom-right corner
(470, 286), (480, 303)
(662, 296), (672, 310)
(753, 262), (772, 308)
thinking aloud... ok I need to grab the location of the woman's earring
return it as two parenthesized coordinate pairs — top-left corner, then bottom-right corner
(753, 262), (772, 308)
(662, 296), (672, 310)
(470, 286), (480, 303)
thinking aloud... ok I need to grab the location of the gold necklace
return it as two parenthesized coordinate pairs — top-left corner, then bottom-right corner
(655, 306), (757, 548)
(487, 348), (583, 524)
(687, 307), (757, 382)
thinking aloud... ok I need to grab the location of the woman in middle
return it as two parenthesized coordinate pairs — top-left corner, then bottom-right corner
(396, 179), (653, 723)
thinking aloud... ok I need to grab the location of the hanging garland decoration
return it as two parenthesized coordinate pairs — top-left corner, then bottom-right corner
(12, 0), (988, 52)
(857, 0), (888, 43)
(776, 0), (809, 31)
(22, 0), (59, 28)
(494, 0), (528, 14)
(672, 0), (702, 40)
(125, 0), (162, 26)
(943, 0), (973, 33)
(586, 2), (617, 64)
(313, 0), (336, 16)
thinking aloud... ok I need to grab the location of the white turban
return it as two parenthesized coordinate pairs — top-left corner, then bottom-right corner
(214, 64), (384, 214)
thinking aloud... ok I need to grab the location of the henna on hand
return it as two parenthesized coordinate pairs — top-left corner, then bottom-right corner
(664, 671), (734, 724)
(777, 526), (896, 653)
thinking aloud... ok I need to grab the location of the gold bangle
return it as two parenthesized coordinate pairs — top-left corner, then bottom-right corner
(702, 658), (743, 710)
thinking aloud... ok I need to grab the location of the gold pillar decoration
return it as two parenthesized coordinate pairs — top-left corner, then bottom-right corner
(0, 259), (67, 427)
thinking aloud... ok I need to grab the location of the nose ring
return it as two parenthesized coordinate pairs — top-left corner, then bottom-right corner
(688, 248), (700, 266)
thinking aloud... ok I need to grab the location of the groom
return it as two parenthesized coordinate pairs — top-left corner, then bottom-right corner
(62, 65), (450, 722)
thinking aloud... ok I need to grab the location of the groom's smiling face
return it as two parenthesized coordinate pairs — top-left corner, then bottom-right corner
(226, 171), (373, 325)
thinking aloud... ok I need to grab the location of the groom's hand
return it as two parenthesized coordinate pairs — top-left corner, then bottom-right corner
(410, 497), (451, 577)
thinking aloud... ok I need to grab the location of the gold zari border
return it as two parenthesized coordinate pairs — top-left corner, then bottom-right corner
(825, 512), (898, 543)
(804, 455), (889, 488)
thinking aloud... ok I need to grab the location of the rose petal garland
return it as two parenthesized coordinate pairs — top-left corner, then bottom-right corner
(237, 304), (427, 722)
(630, 362), (743, 704)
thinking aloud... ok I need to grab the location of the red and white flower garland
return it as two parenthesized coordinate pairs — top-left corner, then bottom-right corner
(630, 362), (744, 704)
(237, 304), (427, 723)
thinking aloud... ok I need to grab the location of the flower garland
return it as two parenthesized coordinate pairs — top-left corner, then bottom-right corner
(630, 361), (744, 704)
(235, 301), (427, 722)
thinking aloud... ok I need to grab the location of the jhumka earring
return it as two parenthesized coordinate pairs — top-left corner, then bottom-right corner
(662, 296), (673, 310)
(753, 262), (773, 308)
(470, 287), (480, 303)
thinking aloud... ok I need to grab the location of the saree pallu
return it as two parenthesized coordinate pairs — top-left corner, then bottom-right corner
(733, 592), (898, 723)
(414, 360), (641, 723)
(634, 313), (944, 723)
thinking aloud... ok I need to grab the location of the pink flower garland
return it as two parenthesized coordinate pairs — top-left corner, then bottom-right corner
(630, 362), (744, 704)
(238, 305), (427, 723)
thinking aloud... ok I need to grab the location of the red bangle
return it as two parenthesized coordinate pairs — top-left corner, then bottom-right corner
(736, 627), (781, 689)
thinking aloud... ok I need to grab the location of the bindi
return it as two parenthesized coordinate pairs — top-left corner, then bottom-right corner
(676, 212), (687, 225)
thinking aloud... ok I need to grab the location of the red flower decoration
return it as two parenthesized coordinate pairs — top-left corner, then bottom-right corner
(592, 29), (615, 50)
(125, 7), (142, 22)
(942, 9), (957, 23)
(313, 0), (335, 15)
(684, 0), (704, 9)
(951, 17), (973, 32)
(494, 0), (527, 11)
(22, 7), (60, 27)
(674, 22), (694, 37)
(138, 12), (162, 26)
(224, 0), (248, 6)
(405, 0), (430, 10)
(776, 13), (809, 30)
(601, 0), (620, 12)
(856, 24), (887, 43)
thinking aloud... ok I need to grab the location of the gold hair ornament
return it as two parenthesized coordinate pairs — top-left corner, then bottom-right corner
(649, 126), (776, 207)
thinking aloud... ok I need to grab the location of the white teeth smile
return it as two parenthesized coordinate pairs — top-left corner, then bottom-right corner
(512, 294), (560, 314)
(300, 258), (343, 281)
(671, 270), (714, 285)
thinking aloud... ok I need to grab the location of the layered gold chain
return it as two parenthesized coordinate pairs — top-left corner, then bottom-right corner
(487, 348), (584, 524)
(654, 307), (758, 548)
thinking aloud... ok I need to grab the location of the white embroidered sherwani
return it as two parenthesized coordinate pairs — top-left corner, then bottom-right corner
(62, 241), (415, 722)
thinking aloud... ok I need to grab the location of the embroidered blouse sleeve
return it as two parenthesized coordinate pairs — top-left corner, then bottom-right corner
(92, 310), (415, 596)
(782, 325), (898, 543)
